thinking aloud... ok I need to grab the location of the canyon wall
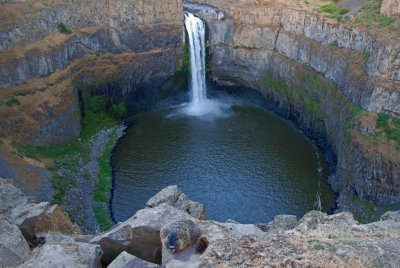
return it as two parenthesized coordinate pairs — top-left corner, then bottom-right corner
(185, 0), (400, 205)
(0, 0), (183, 146)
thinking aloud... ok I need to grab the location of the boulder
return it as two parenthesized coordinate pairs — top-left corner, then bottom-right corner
(380, 210), (400, 222)
(20, 234), (101, 268)
(0, 180), (29, 217)
(146, 186), (181, 208)
(90, 204), (194, 244)
(99, 226), (162, 266)
(0, 219), (31, 267)
(0, 181), (81, 245)
(174, 193), (206, 220)
(271, 214), (297, 230)
(146, 186), (206, 220)
(296, 211), (356, 232)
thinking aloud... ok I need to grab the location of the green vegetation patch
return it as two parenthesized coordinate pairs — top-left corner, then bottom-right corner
(368, 113), (400, 149)
(313, 242), (325, 250)
(304, 95), (321, 114)
(320, 3), (349, 15)
(176, 28), (190, 76)
(93, 129), (119, 202)
(350, 196), (400, 223)
(262, 73), (322, 116)
(320, 2), (349, 21)
(12, 86), (127, 228)
(93, 206), (111, 231)
(51, 174), (76, 205)
(355, 0), (395, 27)
(5, 97), (21, 107)
(58, 23), (72, 34)
(262, 76), (286, 95)
(299, 72), (324, 94)
(363, 51), (372, 63)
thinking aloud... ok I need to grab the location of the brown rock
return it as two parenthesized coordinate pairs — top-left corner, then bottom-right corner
(381, 0), (400, 16)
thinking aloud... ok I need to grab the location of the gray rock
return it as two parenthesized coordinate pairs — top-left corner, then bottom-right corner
(297, 211), (357, 232)
(90, 204), (194, 244)
(108, 251), (160, 268)
(0, 219), (31, 267)
(0, 180), (30, 216)
(1, 182), (81, 245)
(146, 186), (206, 220)
(20, 234), (101, 268)
(217, 221), (266, 239)
(381, 210), (400, 222)
(146, 186), (181, 208)
(174, 193), (206, 220)
(272, 214), (298, 230)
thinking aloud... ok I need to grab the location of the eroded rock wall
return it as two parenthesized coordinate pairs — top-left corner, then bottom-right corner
(0, 0), (183, 146)
(185, 1), (400, 205)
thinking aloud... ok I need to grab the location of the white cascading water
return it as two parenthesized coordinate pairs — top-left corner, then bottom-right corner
(182, 12), (230, 118)
(184, 12), (207, 108)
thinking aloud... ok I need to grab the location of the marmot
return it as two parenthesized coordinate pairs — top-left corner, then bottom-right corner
(160, 220), (209, 254)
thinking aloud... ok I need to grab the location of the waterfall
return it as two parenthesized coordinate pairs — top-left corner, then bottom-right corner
(181, 12), (229, 118)
(184, 12), (207, 108)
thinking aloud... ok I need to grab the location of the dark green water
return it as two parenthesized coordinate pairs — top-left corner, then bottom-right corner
(111, 104), (336, 223)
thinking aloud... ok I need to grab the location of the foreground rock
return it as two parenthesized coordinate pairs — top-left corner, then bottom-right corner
(90, 186), (400, 267)
(4, 185), (399, 267)
(146, 185), (206, 220)
(0, 219), (31, 267)
(0, 180), (81, 246)
(20, 234), (101, 268)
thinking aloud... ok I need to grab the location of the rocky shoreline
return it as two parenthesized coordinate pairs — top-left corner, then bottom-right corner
(0, 124), (125, 234)
(61, 125), (126, 233)
(1, 184), (400, 267)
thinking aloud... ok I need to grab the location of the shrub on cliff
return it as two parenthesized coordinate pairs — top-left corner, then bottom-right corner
(58, 23), (72, 34)
(320, 3), (349, 15)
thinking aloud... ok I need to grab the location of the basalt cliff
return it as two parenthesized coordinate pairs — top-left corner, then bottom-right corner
(0, 0), (183, 146)
(185, 0), (400, 208)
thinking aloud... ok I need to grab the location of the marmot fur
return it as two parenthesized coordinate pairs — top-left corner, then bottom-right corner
(160, 220), (209, 254)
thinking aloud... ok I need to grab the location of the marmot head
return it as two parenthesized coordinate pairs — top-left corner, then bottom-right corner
(163, 232), (183, 253)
